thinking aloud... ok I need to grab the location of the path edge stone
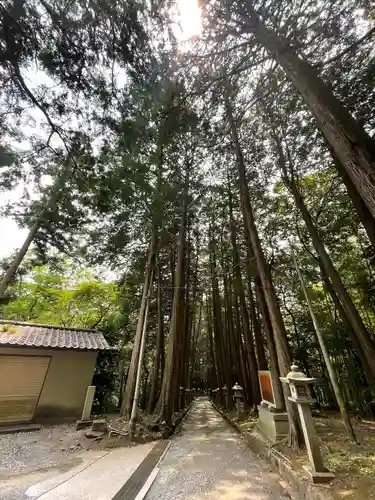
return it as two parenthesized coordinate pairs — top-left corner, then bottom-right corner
(111, 440), (170, 500)
(173, 400), (195, 436)
(110, 401), (194, 500)
(211, 401), (334, 500)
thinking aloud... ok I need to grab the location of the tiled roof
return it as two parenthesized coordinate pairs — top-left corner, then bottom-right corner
(0, 320), (111, 351)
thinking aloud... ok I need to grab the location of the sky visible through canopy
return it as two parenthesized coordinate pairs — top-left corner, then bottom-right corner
(178, 0), (202, 39)
(0, 0), (202, 259)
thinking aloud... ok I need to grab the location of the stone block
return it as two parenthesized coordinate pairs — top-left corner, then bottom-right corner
(76, 419), (92, 430)
(92, 418), (107, 433)
(257, 405), (289, 444)
(84, 429), (105, 439)
(302, 466), (335, 484)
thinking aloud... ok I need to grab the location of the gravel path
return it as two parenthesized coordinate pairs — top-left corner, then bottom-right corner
(146, 398), (292, 500)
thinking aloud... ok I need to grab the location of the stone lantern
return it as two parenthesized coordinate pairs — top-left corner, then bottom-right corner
(280, 364), (334, 484)
(179, 386), (184, 407)
(213, 387), (219, 405)
(189, 388), (193, 403)
(232, 382), (243, 418)
(222, 385), (228, 408)
(185, 387), (190, 404)
(217, 387), (221, 405)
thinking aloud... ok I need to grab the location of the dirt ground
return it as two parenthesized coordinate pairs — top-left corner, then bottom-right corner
(279, 412), (375, 500)
(0, 424), (99, 477)
(0, 423), (134, 477)
(233, 409), (375, 500)
(0, 416), (164, 480)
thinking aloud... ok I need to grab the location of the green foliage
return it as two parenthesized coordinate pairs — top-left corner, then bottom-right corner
(0, 260), (131, 412)
(2, 262), (122, 329)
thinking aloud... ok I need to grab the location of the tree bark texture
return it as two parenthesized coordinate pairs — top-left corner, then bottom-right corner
(156, 171), (189, 426)
(247, 276), (267, 370)
(121, 231), (157, 418)
(224, 88), (303, 447)
(333, 154), (375, 250)
(285, 175), (375, 381)
(228, 188), (261, 404)
(319, 259), (375, 388)
(209, 235), (227, 406)
(147, 260), (164, 413)
(0, 220), (40, 295)
(243, 4), (375, 220)
(291, 247), (357, 441)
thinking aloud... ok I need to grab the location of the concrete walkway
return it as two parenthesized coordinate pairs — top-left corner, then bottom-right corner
(145, 398), (292, 500)
(1, 443), (155, 500)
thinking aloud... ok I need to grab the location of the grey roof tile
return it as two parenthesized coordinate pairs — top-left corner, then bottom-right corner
(0, 320), (111, 351)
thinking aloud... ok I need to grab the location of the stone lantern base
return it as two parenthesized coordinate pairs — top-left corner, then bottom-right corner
(257, 405), (289, 444)
(302, 466), (335, 484)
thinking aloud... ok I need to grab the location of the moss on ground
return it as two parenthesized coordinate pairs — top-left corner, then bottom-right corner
(269, 411), (375, 499)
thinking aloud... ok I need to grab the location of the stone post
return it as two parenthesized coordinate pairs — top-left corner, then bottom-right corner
(81, 386), (95, 421)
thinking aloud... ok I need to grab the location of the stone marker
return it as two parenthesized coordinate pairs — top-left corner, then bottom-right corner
(257, 370), (289, 444)
(81, 385), (96, 421)
(259, 370), (284, 410)
(280, 364), (335, 484)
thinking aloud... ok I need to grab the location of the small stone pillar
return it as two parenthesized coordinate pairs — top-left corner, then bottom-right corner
(76, 386), (96, 429)
(280, 365), (335, 484)
(232, 382), (243, 419)
(81, 386), (95, 421)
